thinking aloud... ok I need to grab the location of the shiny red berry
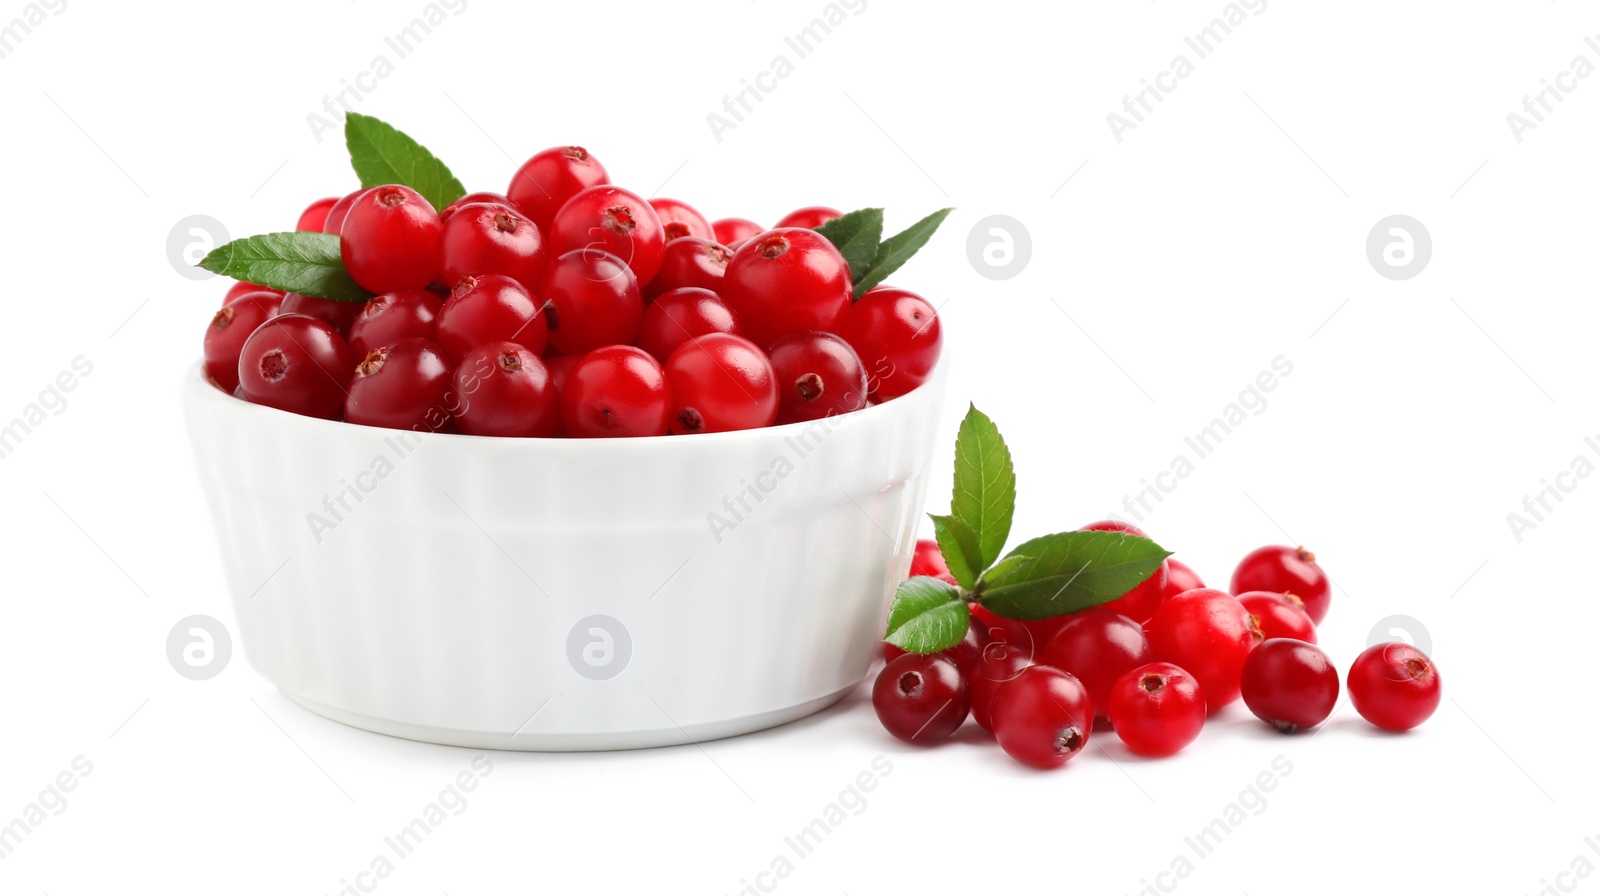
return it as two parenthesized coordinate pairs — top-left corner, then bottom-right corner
(648, 197), (714, 242)
(1238, 591), (1317, 643)
(237, 314), (350, 419)
(1039, 608), (1151, 725)
(1231, 545), (1332, 624)
(645, 237), (732, 300)
(348, 289), (444, 359)
(204, 290), (282, 393)
(543, 353), (580, 437)
(1348, 643), (1441, 731)
(837, 285), (942, 400)
(1107, 663), (1206, 757)
(711, 217), (762, 247)
(561, 345), (669, 438)
(540, 249), (643, 355)
(440, 202), (546, 290)
(548, 185), (666, 285)
(281, 292), (363, 340)
(441, 191), (515, 222)
(775, 206), (842, 230)
(322, 188), (368, 235)
(296, 196), (338, 232)
(451, 342), (559, 437)
(223, 280), (280, 306)
(1165, 558), (1206, 596)
(721, 228), (852, 346)
(1241, 639), (1339, 733)
(636, 287), (739, 364)
(872, 653), (970, 744)
(663, 334), (778, 434)
(507, 146), (608, 229)
(1145, 588), (1263, 711)
(969, 638), (1033, 734)
(766, 330), (868, 424)
(436, 274), (547, 360)
(908, 538), (954, 583)
(339, 185), (443, 294)
(344, 338), (453, 432)
(991, 666), (1094, 769)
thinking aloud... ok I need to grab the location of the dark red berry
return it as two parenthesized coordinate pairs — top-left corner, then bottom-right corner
(663, 334), (778, 434)
(1165, 558), (1206, 596)
(224, 281), (281, 306)
(1039, 608), (1151, 725)
(636, 287), (739, 364)
(344, 338), (453, 432)
(837, 285), (942, 400)
(204, 291), (282, 393)
(969, 638), (1033, 734)
(440, 202), (546, 290)
(648, 197), (714, 242)
(436, 274), (547, 360)
(1231, 545), (1332, 624)
(1241, 639), (1339, 733)
(322, 188), (368, 235)
(1107, 663), (1206, 757)
(1348, 643), (1441, 731)
(766, 330), (868, 424)
(969, 603), (1037, 666)
(543, 353), (580, 437)
(775, 206), (841, 230)
(281, 292), (363, 340)
(339, 185), (443, 294)
(908, 538), (954, 584)
(507, 146), (608, 229)
(540, 249), (643, 355)
(450, 342), (559, 437)
(1145, 588), (1263, 711)
(721, 228), (852, 346)
(872, 653), (971, 744)
(296, 196), (338, 232)
(348, 289), (444, 359)
(561, 345), (670, 438)
(1238, 591), (1317, 643)
(991, 666), (1094, 769)
(237, 314), (350, 419)
(548, 185), (666, 285)
(711, 217), (762, 247)
(645, 237), (732, 300)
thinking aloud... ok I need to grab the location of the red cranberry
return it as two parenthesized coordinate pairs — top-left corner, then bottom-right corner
(648, 197), (714, 242)
(440, 202), (546, 291)
(1165, 558), (1206, 596)
(1231, 545), (1332, 624)
(441, 191), (515, 222)
(540, 249), (643, 356)
(1348, 643), (1441, 731)
(837, 285), (942, 400)
(721, 228), (852, 346)
(322, 188), (369, 235)
(663, 334), (778, 434)
(969, 638), (1033, 734)
(223, 281), (281, 306)
(339, 185), (443, 294)
(872, 653), (970, 744)
(766, 330), (868, 424)
(775, 206), (841, 230)
(296, 197), (338, 232)
(548, 185), (666, 285)
(348, 289), (444, 359)
(451, 342), (559, 437)
(991, 666), (1094, 769)
(1107, 663), (1207, 757)
(281, 292), (363, 340)
(237, 314), (350, 419)
(711, 217), (763, 246)
(645, 237), (732, 299)
(1145, 588), (1263, 711)
(344, 338), (454, 432)
(561, 346), (670, 438)
(635, 287), (739, 364)
(506, 146), (609, 229)
(204, 291), (282, 393)
(1241, 639), (1339, 733)
(1238, 591), (1317, 643)
(908, 538), (954, 583)
(1039, 608), (1151, 726)
(436, 274), (547, 360)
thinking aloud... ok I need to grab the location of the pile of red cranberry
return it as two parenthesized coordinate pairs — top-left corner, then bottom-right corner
(875, 524), (1442, 768)
(203, 147), (942, 437)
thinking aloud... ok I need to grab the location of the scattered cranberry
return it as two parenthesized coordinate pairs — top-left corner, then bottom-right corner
(296, 196), (338, 232)
(645, 237), (732, 299)
(322, 188), (368, 235)
(1240, 639), (1339, 733)
(281, 292), (364, 340)
(441, 191), (515, 222)
(436, 274), (547, 360)
(908, 538), (954, 583)
(204, 291), (282, 393)
(711, 217), (762, 246)
(1039, 608), (1151, 726)
(340, 185), (443, 294)
(991, 666), (1094, 769)
(507, 146), (609, 229)
(344, 338), (453, 432)
(837, 285), (942, 400)
(1238, 591), (1317, 643)
(872, 653), (970, 744)
(223, 281), (281, 306)
(1231, 545), (1332, 624)
(776, 206), (842, 230)
(440, 201), (546, 290)
(636, 287), (739, 364)
(1348, 643), (1441, 732)
(721, 228), (852, 346)
(540, 249), (643, 355)
(561, 345), (670, 438)
(348, 289), (444, 359)
(450, 342), (559, 437)
(969, 638), (1033, 734)
(548, 185), (666, 285)
(1145, 588), (1263, 711)
(1165, 558), (1206, 596)
(663, 334), (778, 434)
(1107, 663), (1206, 757)
(236, 314), (350, 419)
(648, 197), (715, 242)
(767, 330), (868, 424)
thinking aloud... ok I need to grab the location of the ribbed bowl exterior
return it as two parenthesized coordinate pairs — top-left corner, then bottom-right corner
(183, 362), (945, 750)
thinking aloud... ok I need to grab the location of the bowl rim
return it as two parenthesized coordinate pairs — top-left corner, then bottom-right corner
(185, 355), (948, 450)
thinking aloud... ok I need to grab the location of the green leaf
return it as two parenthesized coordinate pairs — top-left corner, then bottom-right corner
(949, 405), (1015, 572)
(976, 531), (1172, 621)
(198, 232), (372, 303)
(344, 112), (467, 212)
(929, 514), (981, 590)
(854, 207), (953, 298)
(814, 208), (884, 282)
(976, 554), (1033, 591)
(883, 577), (969, 654)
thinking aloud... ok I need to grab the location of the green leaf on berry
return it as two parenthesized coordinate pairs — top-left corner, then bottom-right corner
(883, 576), (970, 654)
(853, 207), (953, 298)
(975, 530), (1171, 621)
(814, 208), (884, 282)
(197, 231), (372, 303)
(949, 405), (1015, 572)
(975, 554), (1033, 589)
(344, 112), (467, 213)
(929, 513), (981, 590)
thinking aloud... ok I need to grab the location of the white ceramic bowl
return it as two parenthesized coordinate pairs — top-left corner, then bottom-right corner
(184, 360), (946, 750)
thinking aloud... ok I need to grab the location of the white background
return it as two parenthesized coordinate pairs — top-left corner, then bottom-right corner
(1, 0), (1594, 893)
